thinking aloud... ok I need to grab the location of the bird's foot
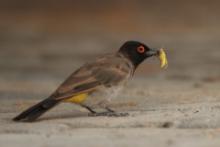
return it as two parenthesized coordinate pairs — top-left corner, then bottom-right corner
(88, 112), (129, 117)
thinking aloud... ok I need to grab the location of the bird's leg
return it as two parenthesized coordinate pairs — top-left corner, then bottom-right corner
(80, 104), (97, 114)
(105, 107), (115, 113)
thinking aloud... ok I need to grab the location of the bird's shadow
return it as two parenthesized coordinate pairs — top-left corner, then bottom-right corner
(36, 111), (90, 122)
(8, 111), (90, 123)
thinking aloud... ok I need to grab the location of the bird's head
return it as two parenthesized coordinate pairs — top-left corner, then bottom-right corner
(119, 41), (162, 68)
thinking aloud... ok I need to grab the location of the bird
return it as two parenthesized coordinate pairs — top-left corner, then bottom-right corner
(13, 41), (168, 122)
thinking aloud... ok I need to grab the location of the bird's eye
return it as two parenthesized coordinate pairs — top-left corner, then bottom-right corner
(137, 46), (145, 53)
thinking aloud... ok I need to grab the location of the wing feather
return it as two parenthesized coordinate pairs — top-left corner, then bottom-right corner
(51, 54), (133, 100)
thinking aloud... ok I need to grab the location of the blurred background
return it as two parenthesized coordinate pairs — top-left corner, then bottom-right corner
(0, 0), (220, 100)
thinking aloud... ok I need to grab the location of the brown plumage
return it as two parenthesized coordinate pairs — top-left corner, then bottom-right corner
(13, 41), (159, 122)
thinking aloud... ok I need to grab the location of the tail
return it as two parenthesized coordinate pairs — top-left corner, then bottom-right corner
(13, 98), (59, 122)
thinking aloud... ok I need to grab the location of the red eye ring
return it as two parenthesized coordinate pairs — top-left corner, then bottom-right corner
(137, 46), (145, 53)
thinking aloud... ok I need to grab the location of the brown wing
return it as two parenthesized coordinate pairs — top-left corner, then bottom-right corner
(51, 53), (134, 100)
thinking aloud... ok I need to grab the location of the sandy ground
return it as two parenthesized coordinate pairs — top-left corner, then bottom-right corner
(1, 38), (220, 146)
(1, 1), (220, 146)
(1, 37), (220, 146)
(1, 76), (220, 147)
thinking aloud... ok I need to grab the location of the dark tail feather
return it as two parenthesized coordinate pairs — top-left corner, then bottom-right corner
(13, 98), (59, 122)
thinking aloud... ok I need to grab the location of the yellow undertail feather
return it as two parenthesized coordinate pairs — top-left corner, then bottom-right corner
(158, 48), (168, 69)
(64, 93), (88, 104)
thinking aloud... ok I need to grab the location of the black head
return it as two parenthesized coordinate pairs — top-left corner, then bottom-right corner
(119, 41), (158, 68)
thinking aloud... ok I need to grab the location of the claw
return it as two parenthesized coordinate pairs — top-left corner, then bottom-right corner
(88, 112), (129, 117)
